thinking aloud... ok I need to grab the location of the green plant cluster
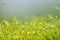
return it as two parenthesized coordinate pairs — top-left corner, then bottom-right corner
(0, 16), (60, 40)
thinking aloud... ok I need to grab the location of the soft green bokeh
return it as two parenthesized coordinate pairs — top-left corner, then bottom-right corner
(0, 16), (60, 40)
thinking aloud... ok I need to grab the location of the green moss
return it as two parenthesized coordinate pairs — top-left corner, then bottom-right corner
(0, 16), (60, 40)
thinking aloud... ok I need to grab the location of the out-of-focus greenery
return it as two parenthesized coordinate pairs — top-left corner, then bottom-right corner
(0, 15), (60, 40)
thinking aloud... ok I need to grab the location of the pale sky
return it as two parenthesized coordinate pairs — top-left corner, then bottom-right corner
(0, 0), (60, 19)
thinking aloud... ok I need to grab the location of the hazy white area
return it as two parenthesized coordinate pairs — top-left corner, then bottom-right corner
(0, 0), (60, 20)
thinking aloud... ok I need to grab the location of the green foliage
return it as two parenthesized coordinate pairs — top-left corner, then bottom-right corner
(0, 16), (60, 40)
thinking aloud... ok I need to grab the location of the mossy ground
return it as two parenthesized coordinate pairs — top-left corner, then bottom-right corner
(0, 15), (60, 40)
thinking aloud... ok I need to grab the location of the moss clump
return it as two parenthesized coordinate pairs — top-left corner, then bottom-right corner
(0, 16), (60, 40)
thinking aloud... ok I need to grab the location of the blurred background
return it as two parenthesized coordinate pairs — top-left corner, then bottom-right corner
(0, 0), (60, 21)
